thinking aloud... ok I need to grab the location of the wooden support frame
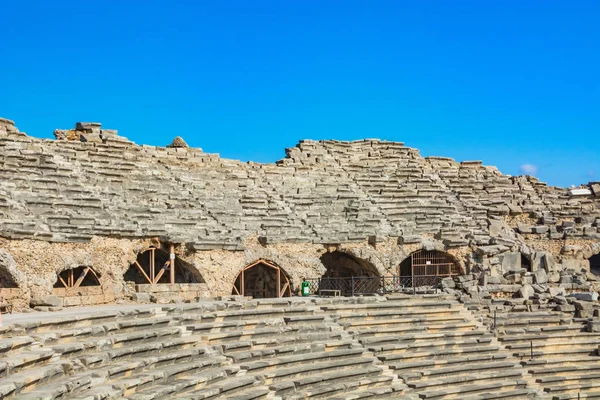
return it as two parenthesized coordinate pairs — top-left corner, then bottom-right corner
(131, 247), (179, 285)
(55, 266), (100, 289)
(233, 259), (292, 298)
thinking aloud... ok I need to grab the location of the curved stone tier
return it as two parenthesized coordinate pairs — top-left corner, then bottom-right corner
(1, 117), (599, 309)
(3, 295), (598, 399)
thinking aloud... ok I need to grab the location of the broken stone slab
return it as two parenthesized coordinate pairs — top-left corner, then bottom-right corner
(569, 292), (599, 302)
(573, 300), (594, 311)
(0, 117), (15, 126)
(80, 133), (103, 143)
(555, 304), (576, 312)
(397, 235), (421, 245)
(477, 245), (509, 257)
(560, 275), (573, 284)
(76, 122), (102, 132)
(569, 188), (592, 196)
(132, 293), (152, 303)
(577, 309), (594, 318)
(552, 295), (568, 304)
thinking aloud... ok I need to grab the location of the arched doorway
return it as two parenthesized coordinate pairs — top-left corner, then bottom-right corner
(232, 260), (291, 298)
(590, 254), (600, 276)
(319, 251), (380, 295)
(320, 251), (378, 278)
(399, 250), (460, 286)
(53, 266), (107, 306)
(54, 266), (100, 289)
(124, 247), (203, 285)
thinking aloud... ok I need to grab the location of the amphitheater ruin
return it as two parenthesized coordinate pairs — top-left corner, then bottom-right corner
(1, 116), (600, 399)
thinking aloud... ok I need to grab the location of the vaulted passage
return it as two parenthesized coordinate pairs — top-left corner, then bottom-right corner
(399, 250), (460, 286)
(590, 254), (600, 276)
(320, 251), (378, 278)
(124, 247), (203, 285)
(232, 260), (291, 298)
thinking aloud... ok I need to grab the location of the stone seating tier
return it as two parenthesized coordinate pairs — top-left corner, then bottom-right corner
(2, 295), (600, 399)
(486, 307), (600, 399)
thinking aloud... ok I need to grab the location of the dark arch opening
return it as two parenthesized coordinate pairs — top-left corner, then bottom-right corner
(521, 254), (532, 272)
(232, 260), (291, 298)
(54, 266), (100, 288)
(124, 247), (203, 285)
(0, 267), (18, 288)
(399, 250), (461, 283)
(320, 251), (379, 278)
(590, 254), (600, 276)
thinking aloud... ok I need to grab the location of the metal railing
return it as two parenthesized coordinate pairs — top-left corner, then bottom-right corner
(304, 275), (446, 296)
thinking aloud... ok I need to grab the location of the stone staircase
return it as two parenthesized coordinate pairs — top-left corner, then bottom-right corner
(2, 295), (600, 399)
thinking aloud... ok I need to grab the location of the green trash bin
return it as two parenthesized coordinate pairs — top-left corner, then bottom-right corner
(301, 280), (310, 297)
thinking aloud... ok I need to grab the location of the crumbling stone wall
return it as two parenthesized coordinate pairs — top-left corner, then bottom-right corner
(1, 118), (599, 309)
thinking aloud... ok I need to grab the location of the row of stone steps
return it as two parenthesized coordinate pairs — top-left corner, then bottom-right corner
(486, 307), (600, 399)
(5, 294), (600, 399)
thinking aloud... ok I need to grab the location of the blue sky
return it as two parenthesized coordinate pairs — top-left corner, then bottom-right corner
(2, 1), (598, 187)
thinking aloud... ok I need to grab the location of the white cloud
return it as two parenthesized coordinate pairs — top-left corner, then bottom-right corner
(519, 164), (538, 175)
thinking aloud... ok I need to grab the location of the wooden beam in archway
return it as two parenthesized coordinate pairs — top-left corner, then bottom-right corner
(235, 259), (291, 298)
(132, 248), (177, 285)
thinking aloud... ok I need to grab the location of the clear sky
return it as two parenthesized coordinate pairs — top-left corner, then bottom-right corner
(2, 1), (598, 187)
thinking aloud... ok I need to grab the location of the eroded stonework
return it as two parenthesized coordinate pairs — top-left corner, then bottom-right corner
(1, 118), (599, 309)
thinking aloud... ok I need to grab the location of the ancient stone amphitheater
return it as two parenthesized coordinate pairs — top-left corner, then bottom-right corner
(1, 117), (600, 399)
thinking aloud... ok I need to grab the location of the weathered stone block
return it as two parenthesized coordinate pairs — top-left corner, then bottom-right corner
(518, 284), (534, 299)
(533, 268), (548, 284)
(532, 226), (549, 234)
(556, 304), (575, 312)
(30, 295), (63, 307)
(499, 252), (521, 273)
(587, 320), (600, 332)
(517, 223), (533, 234)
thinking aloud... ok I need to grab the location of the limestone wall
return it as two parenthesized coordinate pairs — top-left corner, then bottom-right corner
(1, 117), (599, 308)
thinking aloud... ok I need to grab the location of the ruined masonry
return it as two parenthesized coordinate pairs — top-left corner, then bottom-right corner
(0, 117), (600, 310)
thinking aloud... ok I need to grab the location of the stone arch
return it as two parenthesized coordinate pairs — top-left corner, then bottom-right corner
(399, 249), (461, 282)
(590, 254), (600, 276)
(124, 247), (204, 285)
(320, 251), (379, 278)
(232, 259), (292, 298)
(0, 250), (19, 288)
(54, 266), (100, 288)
